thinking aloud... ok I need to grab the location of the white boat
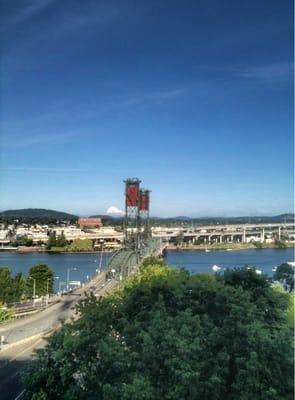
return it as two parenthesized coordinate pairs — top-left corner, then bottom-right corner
(226, 248), (233, 251)
(272, 267), (277, 272)
(212, 265), (221, 272)
(255, 269), (262, 275)
(287, 261), (295, 267)
(205, 249), (211, 252)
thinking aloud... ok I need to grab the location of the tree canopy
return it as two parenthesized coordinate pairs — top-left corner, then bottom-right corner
(273, 263), (294, 292)
(25, 264), (54, 298)
(24, 261), (293, 399)
(0, 267), (25, 304)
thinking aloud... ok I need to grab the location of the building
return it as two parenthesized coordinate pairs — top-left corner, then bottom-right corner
(78, 217), (102, 229)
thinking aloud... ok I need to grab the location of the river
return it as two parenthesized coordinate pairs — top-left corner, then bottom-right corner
(0, 248), (293, 291)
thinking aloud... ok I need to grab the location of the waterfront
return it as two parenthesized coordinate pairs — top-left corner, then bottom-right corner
(166, 248), (294, 276)
(0, 248), (293, 291)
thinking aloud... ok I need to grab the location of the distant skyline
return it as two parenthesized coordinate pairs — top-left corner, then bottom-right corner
(1, 1), (294, 217)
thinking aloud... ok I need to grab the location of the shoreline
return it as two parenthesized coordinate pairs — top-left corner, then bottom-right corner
(166, 242), (295, 252)
(1, 242), (294, 254)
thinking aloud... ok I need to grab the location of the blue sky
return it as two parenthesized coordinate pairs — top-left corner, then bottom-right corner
(0, 0), (293, 217)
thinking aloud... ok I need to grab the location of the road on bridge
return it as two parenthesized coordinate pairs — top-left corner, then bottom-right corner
(0, 274), (119, 400)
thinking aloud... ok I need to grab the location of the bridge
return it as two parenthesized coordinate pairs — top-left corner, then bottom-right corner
(105, 237), (166, 279)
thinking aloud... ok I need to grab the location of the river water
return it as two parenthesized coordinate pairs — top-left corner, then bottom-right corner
(0, 248), (293, 291)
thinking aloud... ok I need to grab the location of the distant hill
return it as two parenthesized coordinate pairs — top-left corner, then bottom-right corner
(0, 208), (78, 223)
(0, 209), (293, 226)
(149, 214), (294, 226)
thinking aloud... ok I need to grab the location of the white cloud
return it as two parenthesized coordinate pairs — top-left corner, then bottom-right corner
(106, 206), (124, 216)
(236, 62), (293, 82)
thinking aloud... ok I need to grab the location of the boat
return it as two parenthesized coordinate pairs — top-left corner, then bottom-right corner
(255, 269), (262, 275)
(272, 267), (277, 272)
(226, 248), (233, 251)
(287, 261), (295, 267)
(212, 265), (221, 272)
(205, 246), (211, 253)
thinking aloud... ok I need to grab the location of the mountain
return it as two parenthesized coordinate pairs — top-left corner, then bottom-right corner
(0, 208), (78, 222)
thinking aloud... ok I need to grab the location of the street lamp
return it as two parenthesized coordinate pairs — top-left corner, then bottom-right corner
(54, 276), (60, 293)
(66, 267), (77, 291)
(46, 278), (51, 306)
(29, 276), (36, 302)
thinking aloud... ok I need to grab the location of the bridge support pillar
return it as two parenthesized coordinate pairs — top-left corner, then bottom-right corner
(242, 229), (246, 243)
(278, 227), (281, 240)
(261, 228), (265, 242)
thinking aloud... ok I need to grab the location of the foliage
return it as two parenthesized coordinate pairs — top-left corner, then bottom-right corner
(274, 263), (294, 292)
(0, 267), (25, 304)
(23, 263), (293, 400)
(0, 303), (13, 323)
(67, 238), (93, 252)
(275, 240), (287, 249)
(11, 234), (33, 247)
(0, 208), (78, 225)
(175, 231), (184, 246)
(46, 231), (57, 250)
(140, 255), (167, 270)
(56, 232), (68, 247)
(253, 241), (263, 249)
(25, 264), (54, 298)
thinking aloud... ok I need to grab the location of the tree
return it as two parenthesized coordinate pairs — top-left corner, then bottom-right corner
(26, 264), (54, 298)
(46, 231), (57, 250)
(23, 263), (293, 399)
(274, 263), (294, 292)
(175, 231), (184, 246)
(0, 304), (13, 323)
(0, 268), (25, 304)
(56, 232), (67, 247)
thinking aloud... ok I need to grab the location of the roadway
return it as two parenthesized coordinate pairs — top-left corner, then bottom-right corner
(0, 274), (119, 400)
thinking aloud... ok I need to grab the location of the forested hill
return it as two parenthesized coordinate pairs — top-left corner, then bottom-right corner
(0, 209), (78, 224)
(0, 208), (293, 226)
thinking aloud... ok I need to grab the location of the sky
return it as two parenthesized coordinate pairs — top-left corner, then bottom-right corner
(0, 0), (294, 217)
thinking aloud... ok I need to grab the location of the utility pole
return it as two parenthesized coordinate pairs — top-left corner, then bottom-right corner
(46, 278), (50, 306)
(67, 267), (77, 291)
(29, 277), (36, 304)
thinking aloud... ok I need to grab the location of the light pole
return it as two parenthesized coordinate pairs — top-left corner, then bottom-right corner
(66, 267), (77, 291)
(29, 276), (36, 303)
(46, 278), (51, 306)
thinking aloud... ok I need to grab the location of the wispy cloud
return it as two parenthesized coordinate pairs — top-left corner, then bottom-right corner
(0, 167), (84, 172)
(102, 87), (188, 111)
(3, 0), (56, 28)
(1, 131), (76, 148)
(236, 62), (293, 82)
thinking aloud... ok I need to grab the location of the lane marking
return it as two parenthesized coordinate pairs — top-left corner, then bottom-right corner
(9, 337), (44, 363)
(14, 389), (25, 400)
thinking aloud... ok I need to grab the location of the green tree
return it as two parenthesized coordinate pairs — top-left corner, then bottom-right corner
(0, 304), (13, 323)
(26, 264), (54, 298)
(46, 231), (57, 250)
(56, 232), (67, 247)
(175, 231), (184, 246)
(0, 268), (25, 304)
(274, 263), (294, 292)
(23, 264), (293, 399)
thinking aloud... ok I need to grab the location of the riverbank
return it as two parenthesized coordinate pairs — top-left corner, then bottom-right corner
(167, 241), (295, 251)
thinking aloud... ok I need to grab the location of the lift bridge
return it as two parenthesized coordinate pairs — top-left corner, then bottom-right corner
(105, 178), (166, 280)
(105, 237), (165, 279)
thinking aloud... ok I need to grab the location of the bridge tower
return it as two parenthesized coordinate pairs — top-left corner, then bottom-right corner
(124, 178), (141, 249)
(139, 189), (151, 238)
